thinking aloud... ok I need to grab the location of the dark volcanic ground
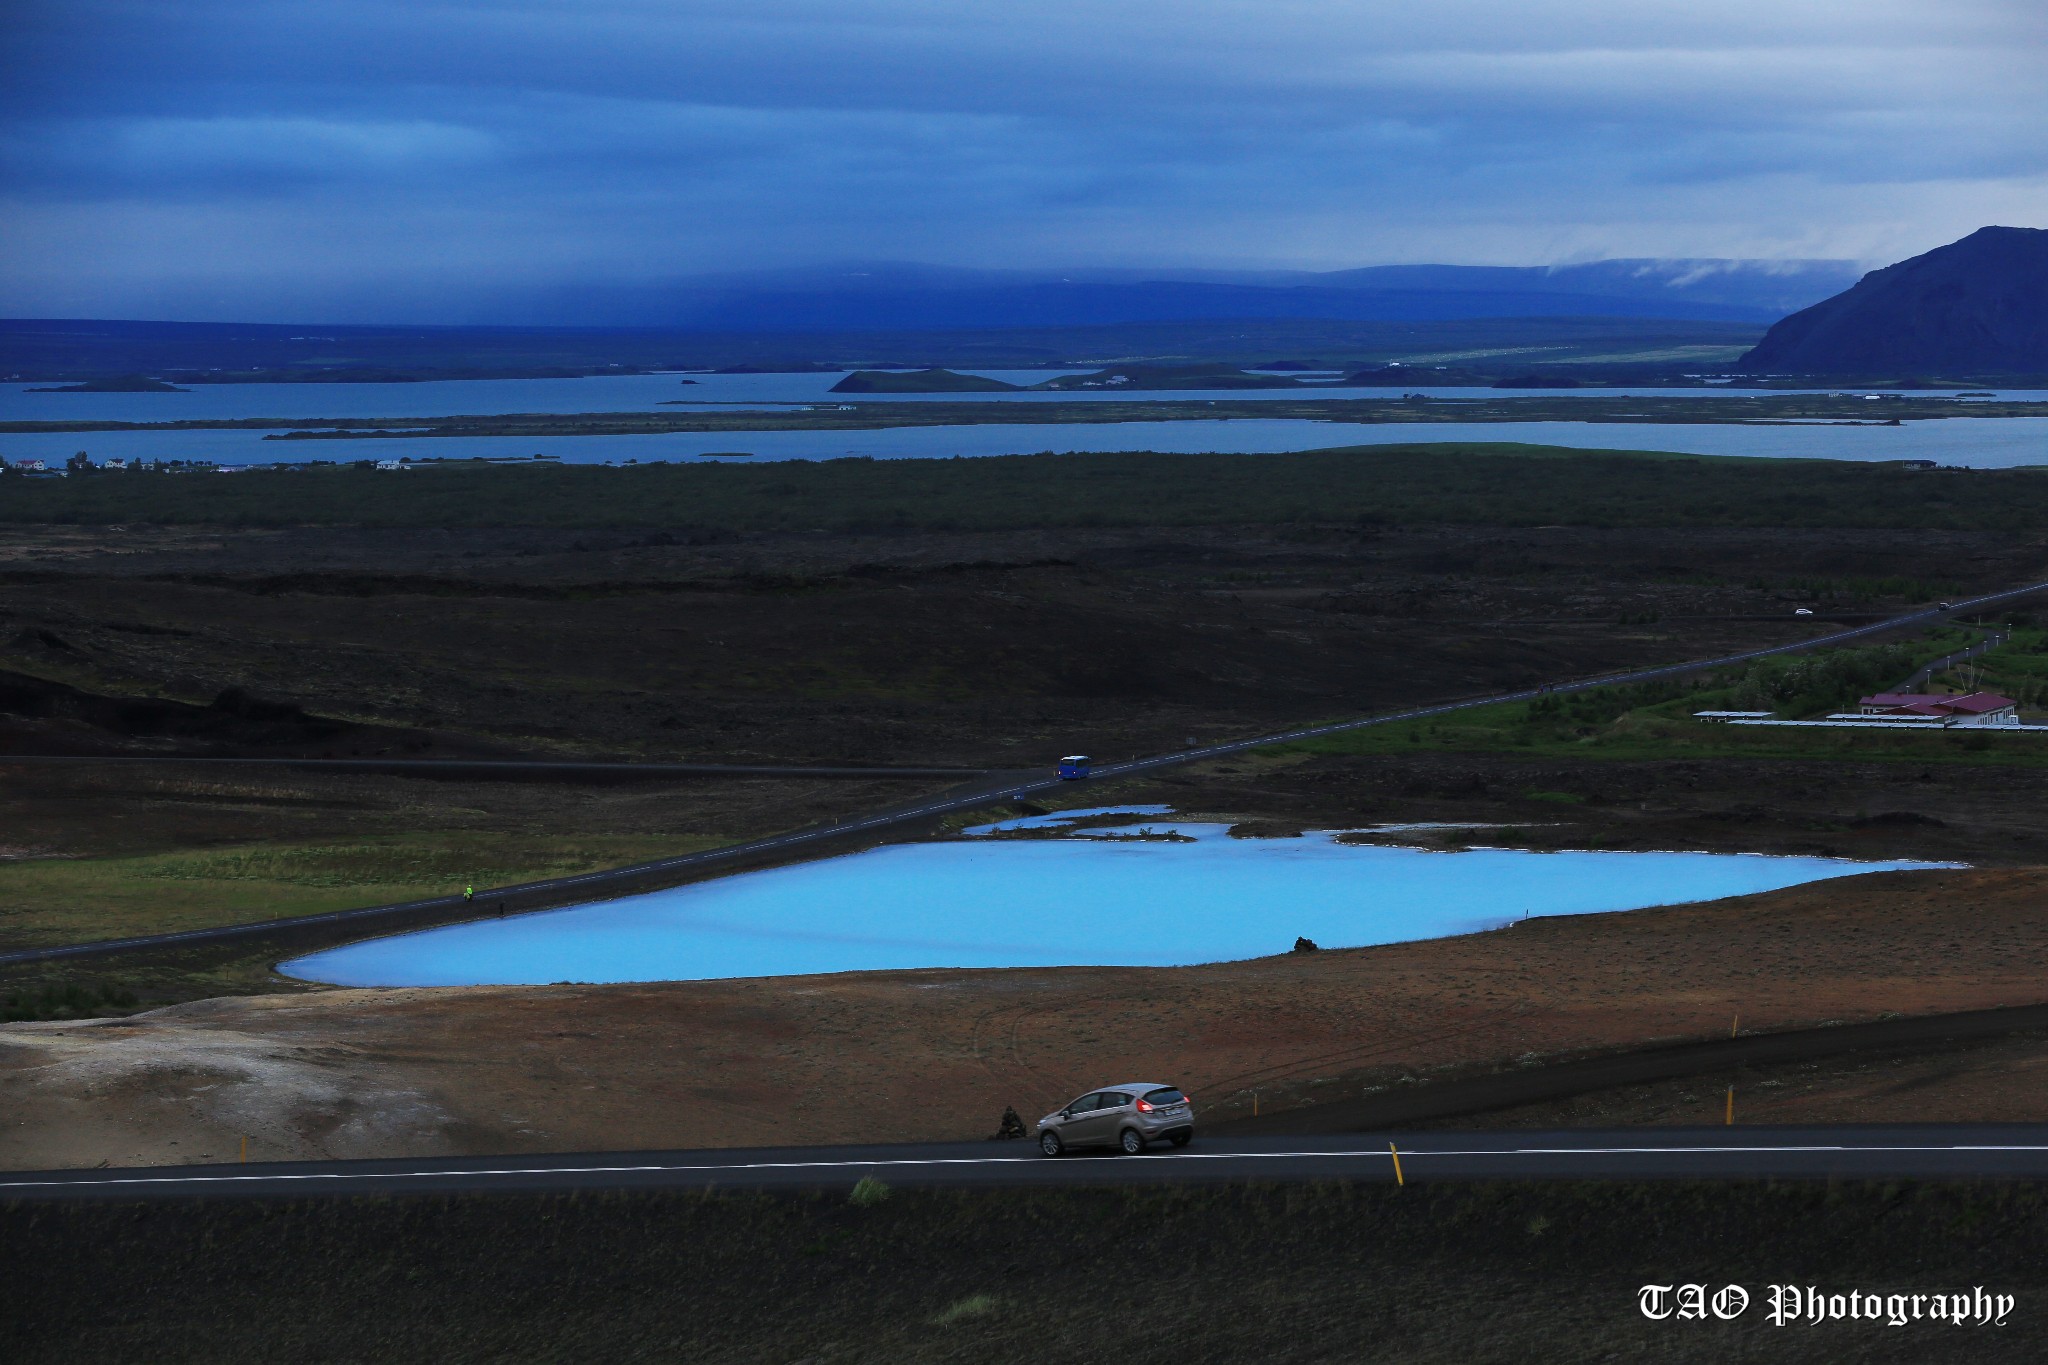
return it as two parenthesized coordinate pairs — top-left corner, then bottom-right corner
(5, 521), (2039, 769)
(1119, 749), (2048, 867)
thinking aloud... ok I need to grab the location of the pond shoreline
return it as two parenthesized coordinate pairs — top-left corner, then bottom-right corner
(278, 814), (1954, 988)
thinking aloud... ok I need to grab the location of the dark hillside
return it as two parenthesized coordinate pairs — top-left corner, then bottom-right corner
(1741, 226), (2048, 376)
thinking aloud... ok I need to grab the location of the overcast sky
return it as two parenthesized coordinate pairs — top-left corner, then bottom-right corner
(2, 0), (2043, 321)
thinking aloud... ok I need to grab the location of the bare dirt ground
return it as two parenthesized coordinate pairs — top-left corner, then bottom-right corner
(1124, 747), (2048, 866)
(1412, 1028), (2048, 1130)
(6, 518), (2048, 1170)
(5, 865), (2044, 1169)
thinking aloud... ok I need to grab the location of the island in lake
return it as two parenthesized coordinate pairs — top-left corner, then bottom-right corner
(1030, 363), (1307, 391)
(828, 363), (1319, 394)
(25, 374), (190, 393)
(829, 367), (1025, 393)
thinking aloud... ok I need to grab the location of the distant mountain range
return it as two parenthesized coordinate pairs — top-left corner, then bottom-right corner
(519, 258), (1863, 331)
(1741, 227), (2048, 376)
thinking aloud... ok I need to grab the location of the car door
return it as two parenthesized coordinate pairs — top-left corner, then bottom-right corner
(1062, 1093), (1108, 1146)
(1095, 1092), (1134, 1143)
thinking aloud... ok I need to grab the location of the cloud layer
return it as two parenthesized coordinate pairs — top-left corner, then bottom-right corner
(2, 0), (2043, 321)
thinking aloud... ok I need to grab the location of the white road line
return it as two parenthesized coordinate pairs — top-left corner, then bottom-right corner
(7, 1142), (2046, 1191)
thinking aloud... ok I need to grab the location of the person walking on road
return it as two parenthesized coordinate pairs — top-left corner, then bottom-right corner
(463, 884), (474, 903)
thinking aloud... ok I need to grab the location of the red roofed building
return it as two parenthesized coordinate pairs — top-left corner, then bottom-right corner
(1858, 692), (2019, 725)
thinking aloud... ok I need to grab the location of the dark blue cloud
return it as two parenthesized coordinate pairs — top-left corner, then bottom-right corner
(1, 1), (2042, 320)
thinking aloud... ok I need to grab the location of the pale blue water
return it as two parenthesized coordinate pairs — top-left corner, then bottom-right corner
(9, 368), (2043, 468)
(10, 371), (2037, 422)
(278, 823), (1952, 987)
(0, 371), (1086, 422)
(11, 415), (2048, 469)
(965, 804), (1176, 833)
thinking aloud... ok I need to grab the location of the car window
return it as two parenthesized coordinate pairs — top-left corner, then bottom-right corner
(1067, 1094), (1098, 1114)
(1101, 1092), (1130, 1108)
(1144, 1088), (1186, 1105)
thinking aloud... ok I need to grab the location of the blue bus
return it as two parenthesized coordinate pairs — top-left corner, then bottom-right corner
(1057, 754), (1092, 780)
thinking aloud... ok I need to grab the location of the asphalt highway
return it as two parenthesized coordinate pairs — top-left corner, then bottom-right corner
(7, 578), (2045, 968)
(8, 1127), (2048, 1200)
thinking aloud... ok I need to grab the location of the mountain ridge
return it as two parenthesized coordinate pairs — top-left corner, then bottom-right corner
(1741, 227), (2048, 376)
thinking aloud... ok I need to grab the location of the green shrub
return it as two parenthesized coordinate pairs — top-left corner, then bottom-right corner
(2, 981), (139, 1023)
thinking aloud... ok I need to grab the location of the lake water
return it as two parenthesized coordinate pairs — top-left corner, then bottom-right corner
(279, 819), (1951, 987)
(8, 369), (2044, 468)
(10, 371), (2040, 422)
(11, 414), (2048, 469)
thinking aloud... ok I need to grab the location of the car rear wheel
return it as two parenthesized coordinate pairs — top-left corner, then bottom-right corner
(1119, 1128), (1146, 1155)
(1039, 1130), (1064, 1157)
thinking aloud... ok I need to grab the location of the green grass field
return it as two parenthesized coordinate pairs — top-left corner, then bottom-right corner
(1928, 627), (2048, 706)
(1264, 629), (2048, 767)
(0, 831), (721, 951)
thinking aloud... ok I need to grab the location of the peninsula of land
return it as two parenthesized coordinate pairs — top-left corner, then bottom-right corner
(4, 392), (2043, 441)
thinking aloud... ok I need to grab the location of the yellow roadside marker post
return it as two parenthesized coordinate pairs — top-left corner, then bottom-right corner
(1389, 1141), (1405, 1186)
(1731, 1013), (1740, 1038)
(240, 1136), (247, 1163)
(1725, 1087), (1735, 1125)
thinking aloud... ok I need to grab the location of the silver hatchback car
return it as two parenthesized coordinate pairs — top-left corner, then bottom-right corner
(1037, 1083), (1195, 1156)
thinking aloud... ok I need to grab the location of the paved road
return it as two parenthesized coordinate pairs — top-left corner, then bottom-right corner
(7, 579), (2044, 969)
(8, 1126), (2048, 1199)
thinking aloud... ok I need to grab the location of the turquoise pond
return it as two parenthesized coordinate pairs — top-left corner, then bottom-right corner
(278, 812), (1954, 987)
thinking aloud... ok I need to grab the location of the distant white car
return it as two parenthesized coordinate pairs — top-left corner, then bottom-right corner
(1794, 607), (1814, 616)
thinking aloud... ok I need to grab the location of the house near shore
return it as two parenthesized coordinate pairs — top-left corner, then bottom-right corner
(1857, 692), (2019, 726)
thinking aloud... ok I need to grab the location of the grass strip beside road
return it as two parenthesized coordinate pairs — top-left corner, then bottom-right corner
(1280, 705), (2048, 766)
(0, 833), (721, 952)
(1268, 629), (2048, 767)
